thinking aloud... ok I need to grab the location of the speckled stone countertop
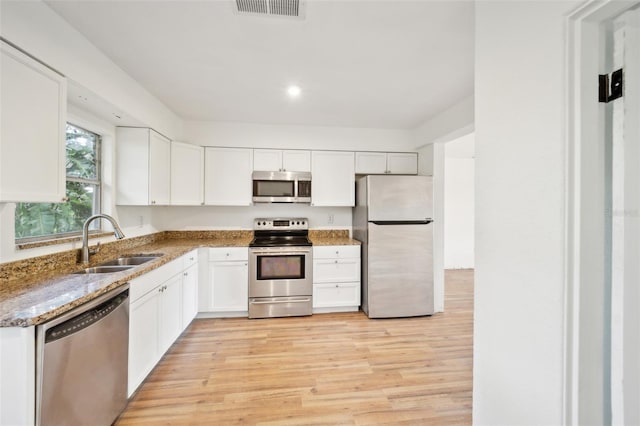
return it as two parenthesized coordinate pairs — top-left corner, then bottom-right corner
(309, 230), (361, 246)
(0, 229), (358, 327)
(0, 231), (252, 327)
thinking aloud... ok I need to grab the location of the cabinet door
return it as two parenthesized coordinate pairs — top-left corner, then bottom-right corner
(311, 151), (355, 207)
(159, 274), (183, 355)
(171, 141), (204, 205)
(148, 130), (171, 205)
(253, 149), (282, 171)
(182, 264), (199, 329)
(355, 152), (387, 175)
(0, 41), (66, 202)
(128, 288), (160, 396)
(313, 282), (360, 308)
(387, 153), (418, 174)
(209, 261), (248, 312)
(204, 148), (253, 205)
(282, 150), (311, 172)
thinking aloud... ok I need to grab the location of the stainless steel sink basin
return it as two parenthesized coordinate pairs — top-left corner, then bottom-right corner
(98, 255), (162, 267)
(73, 265), (135, 274)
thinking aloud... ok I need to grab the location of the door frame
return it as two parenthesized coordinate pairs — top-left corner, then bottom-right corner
(565, 1), (640, 424)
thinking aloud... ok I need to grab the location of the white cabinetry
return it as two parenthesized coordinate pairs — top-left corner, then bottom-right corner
(0, 41), (67, 203)
(204, 148), (253, 205)
(253, 149), (311, 172)
(312, 245), (361, 313)
(116, 127), (171, 205)
(182, 251), (199, 328)
(199, 248), (248, 316)
(128, 251), (198, 396)
(355, 152), (418, 175)
(171, 141), (204, 205)
(311, 151), (355, 207)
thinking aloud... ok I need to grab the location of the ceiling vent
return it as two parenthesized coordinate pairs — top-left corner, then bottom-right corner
(234, 0), (305, 19)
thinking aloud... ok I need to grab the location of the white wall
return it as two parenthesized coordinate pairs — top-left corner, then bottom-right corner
(474, 1), (580, 425)
(413, 95), (474, 147)
(444, 134), (474, 269)
(184, 121), (416, 152)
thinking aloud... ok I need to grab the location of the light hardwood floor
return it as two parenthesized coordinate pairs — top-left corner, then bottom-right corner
(116, 269), (474, 425)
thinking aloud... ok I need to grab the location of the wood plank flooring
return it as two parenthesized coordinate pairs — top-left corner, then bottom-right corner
(116, 269), (474, 425)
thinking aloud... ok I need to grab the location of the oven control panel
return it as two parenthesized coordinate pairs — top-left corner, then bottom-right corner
(253, 218), (308, 230)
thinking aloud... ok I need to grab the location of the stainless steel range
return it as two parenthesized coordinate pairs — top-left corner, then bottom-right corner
(248, 218), (312, 319)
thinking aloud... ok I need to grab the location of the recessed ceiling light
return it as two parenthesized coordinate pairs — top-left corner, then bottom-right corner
(287, 85), (301, 98)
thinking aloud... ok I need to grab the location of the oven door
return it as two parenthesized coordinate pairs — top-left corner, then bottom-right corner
(249, 246), (313, 298)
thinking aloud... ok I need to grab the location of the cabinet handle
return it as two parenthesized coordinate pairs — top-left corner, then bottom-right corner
(189, 257), (194, 261)
(184, 272), (188, 276)
(334, 260), (338, 264)
(336, 284), (339, 288)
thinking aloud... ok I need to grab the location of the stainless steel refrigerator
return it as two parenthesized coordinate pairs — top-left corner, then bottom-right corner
(353, 175), (434, 318)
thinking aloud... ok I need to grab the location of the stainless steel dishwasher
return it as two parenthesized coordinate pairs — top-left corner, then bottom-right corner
(36, 285), (130, 426)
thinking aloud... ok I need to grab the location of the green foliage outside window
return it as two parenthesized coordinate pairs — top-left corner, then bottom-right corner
(15, 124), (101, 240)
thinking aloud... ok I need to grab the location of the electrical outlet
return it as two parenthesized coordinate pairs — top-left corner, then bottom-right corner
(328, 214), (334, 224)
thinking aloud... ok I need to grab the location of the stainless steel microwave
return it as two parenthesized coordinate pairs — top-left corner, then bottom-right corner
(252, 171), (311, 203)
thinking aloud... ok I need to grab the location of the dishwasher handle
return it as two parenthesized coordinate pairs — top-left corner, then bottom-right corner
(45, 289), (129, 344)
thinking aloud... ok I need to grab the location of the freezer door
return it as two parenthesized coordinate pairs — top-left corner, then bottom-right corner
(365, 222), (433, 317)
(367, 175), (432, 221)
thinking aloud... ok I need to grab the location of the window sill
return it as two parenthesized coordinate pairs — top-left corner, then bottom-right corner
(16, 232), (113, 251)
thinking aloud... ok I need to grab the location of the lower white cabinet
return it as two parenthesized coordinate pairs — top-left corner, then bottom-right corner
(199, 248), (248, 316)
(182, 263), (199, 328)
(128, 250), (199, 396)
(312, 245), (361, 313)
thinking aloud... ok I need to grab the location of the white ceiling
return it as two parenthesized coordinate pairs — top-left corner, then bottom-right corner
(45, 0), (474, 130)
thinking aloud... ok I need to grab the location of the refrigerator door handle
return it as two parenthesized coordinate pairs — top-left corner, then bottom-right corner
(370, 220), (433, 225)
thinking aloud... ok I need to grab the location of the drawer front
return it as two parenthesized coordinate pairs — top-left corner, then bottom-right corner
(313, 258), (360, 283)
(313, 282), (360, 308)
(130, 258), (182, 302)
(183, 249), (198, 269)
(208, 247), (248, 261)
(313, 245), (360, 259)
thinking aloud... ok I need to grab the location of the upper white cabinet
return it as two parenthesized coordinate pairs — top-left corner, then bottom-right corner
(0, 41), (67, 203)
(253, 149), (311, 172)
(311, 151), (355, 207)
(204, 147), (253, 206)
(170, 141), (204, 205)
(355, 152), (418, 175)
(116, 127), (171, 205)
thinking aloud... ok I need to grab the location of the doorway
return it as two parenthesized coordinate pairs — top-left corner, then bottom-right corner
(567, 3), (640, 425)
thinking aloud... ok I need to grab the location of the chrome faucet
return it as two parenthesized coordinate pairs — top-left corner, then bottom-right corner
(80, 214), (125, 264)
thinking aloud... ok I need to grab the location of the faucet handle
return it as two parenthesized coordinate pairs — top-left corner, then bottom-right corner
(89, 241), (101, 255)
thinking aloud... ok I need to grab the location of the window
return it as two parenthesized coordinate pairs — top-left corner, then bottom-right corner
(15, 123), (101, 242)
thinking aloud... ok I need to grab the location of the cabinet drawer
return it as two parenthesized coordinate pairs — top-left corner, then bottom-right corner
(129, 259), (183, 302)
(183, 249), (198, 269)
(313, 258), (360, 283)
(313, 282), (360, 308)
(208, 247), (248, 261)
(313, 245), (360, 259)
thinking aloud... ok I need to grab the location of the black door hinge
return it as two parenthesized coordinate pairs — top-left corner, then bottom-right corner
(599, 68), (624, 103)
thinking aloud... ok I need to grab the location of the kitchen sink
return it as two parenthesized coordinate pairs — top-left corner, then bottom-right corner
(73, 265), (135, 274)
(98, 255), (162, 266)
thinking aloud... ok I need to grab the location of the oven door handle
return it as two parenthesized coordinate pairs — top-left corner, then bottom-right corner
(250, 298), (311, 305)
(251, 251), (311, 256)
